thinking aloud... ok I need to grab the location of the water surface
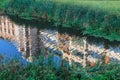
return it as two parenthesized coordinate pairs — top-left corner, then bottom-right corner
(0, 15), (120, 64)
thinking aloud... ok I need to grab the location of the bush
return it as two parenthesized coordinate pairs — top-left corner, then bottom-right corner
(0, 53), (120, 80)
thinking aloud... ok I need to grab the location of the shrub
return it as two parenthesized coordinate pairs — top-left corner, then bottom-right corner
(0, 53), (120, 80)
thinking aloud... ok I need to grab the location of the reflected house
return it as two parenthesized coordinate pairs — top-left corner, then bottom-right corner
(0, 15), (120, 65)
(0, 15), (85, 63)
(0, 16), (41, 60)
(0, 16), (17, 41)
(16, 26), (41, 59)
(57, 33), (71, 55)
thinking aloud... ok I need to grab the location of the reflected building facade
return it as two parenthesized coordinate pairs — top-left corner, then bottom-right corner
(0, 16), (41, 60)
(0, 15), (120, 65)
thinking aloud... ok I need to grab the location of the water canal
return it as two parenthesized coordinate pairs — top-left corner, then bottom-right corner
(0, 15), (120, 66)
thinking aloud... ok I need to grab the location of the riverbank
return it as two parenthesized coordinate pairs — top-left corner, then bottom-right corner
(0, 0), (7, 9)
(4, 0), (120, 42)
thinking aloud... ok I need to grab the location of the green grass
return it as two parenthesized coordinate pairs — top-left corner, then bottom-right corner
(0, 53), (120, 80)
(3, 0), (120, 41)
(0, 0), (7, 9)
(51, 0), (120, 15)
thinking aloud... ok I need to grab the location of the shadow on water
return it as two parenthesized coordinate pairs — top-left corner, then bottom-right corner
(7, 15), (83, 36)
(7, 14), (56, 30)
(87, 36), (120, 47)
(7, 14), (120, 47)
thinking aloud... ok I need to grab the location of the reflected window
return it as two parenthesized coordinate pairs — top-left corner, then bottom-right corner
(4, 28), (6, 32)
(0, 21), (1, 25)
(4, 22), (5, 26)
(12, 30), (15, 35)
(20, 48), (25, 52)
(12, 24), (14, 28)
(0, 28), (2, 32)
(8, 29), (10, 34)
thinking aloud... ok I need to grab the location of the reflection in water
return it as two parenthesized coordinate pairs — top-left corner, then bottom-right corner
(0, 16), (42, 62)
(0, 39), (27, 64)
(0, 15), (120, 66)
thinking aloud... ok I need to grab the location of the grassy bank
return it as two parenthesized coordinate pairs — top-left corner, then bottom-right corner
(0, 0), (4, 9)
(52, 0), (120, 15)
(0, 0), (7, 9)
(0, 53), (120, 80)
(3, 0), (120, 41)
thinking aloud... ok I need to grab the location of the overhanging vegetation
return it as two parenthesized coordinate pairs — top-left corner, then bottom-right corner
(3, 0), (120, 41)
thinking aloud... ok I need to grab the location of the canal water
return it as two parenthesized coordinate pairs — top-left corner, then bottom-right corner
(0, 39), (21, 60)
(0, 39), (28, 64)
(0, 15), (120, 66)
